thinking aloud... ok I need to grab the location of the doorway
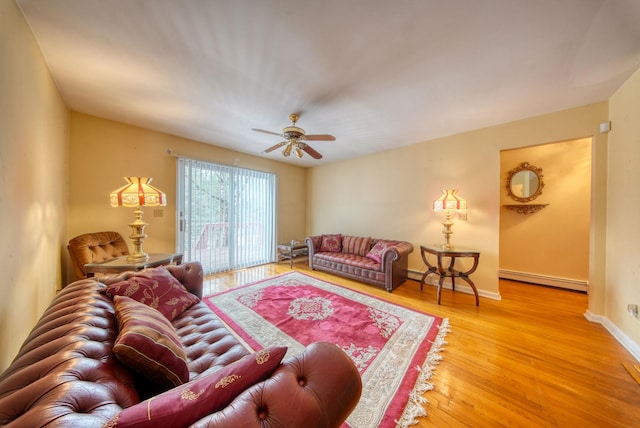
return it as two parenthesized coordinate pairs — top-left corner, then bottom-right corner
(499, 138), (591, 292)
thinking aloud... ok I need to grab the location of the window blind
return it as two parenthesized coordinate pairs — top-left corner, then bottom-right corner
(177, 158), (276, 274)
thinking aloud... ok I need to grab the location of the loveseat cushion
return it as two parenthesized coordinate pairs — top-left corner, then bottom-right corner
(102, 266), (200, 321)
(314, 252), (382, 271)
(342, 235), (371, 257)
(320, 233), (342, 252)
(103, 346), (287, 428)
(366, 239), (399, 263)
(113, 295), (190, 390)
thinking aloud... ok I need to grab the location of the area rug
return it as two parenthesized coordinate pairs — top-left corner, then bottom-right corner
(204, 271), (449, 428)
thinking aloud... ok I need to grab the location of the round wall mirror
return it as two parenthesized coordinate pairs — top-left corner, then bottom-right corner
(506, 162), (544, 203)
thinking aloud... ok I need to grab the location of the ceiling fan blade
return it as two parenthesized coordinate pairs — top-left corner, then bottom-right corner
(303, 134), (336, 141)
(262, 141), (287, 154)
(299, 143), (323, 159)
(252, 128), (283, 137)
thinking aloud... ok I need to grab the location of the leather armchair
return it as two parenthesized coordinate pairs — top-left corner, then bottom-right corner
(67, 231), (130, 278)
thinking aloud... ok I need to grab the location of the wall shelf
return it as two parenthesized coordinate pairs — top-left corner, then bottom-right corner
(503, 204), (548, 214)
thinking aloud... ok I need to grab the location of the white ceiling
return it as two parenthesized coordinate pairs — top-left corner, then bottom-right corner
(16, 0), (640, 166)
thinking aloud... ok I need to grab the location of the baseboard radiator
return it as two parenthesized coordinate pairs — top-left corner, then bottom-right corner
(406, 269), (587, 297)
(498, 269), (588, 292)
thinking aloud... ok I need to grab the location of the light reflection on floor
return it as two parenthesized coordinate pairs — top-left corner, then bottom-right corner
(202, 263), (280, 295)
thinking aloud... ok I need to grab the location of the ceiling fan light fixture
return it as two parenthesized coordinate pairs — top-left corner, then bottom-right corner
(253, 113), (334, 160)
(283, 126), (304, 139)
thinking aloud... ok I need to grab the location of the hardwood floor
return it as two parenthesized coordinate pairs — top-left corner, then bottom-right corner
(203, 262), (640, 427)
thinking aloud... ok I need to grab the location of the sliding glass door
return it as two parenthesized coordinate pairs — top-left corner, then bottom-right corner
(177, 158), (276, 274)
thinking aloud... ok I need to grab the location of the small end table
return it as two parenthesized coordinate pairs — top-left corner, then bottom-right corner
(420, 244), (480, 306)
(84, 253), (183, 277)
(277, 243), (308, 268)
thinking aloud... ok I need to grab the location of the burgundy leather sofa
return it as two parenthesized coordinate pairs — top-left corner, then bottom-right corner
(306, 234), (414, 292)
(0, 262), (361, 427)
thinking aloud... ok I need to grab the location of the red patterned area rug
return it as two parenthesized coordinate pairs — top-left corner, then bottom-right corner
(204, 271), (449, 428)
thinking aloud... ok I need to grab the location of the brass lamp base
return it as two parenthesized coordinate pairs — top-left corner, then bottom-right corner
(127, 251), (150, 263)
(127, 206), (150, 263)
(440, 210), (455, 250)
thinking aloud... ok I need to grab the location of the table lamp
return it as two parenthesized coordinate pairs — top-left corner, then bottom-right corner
(433, 189), (467, 250)
(110, 177), (166, 262)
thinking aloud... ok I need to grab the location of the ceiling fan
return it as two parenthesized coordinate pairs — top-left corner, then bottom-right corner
(253, 113), (336, 159)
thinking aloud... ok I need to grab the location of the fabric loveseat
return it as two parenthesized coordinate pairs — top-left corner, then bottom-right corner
(306, 234), (414, 292)
(0, 262), (362, 427)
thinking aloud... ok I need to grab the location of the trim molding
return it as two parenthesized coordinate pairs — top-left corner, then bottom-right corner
(407, 269), (502, 301)
(499, 269), (588, 292)
(584, 310), (640, 362)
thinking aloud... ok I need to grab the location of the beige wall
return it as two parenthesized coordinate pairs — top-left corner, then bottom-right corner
(0, 0), (69, 371)
(67, 112), (307, 283)
(607, 67), (640, 348)
(500, 138), (591, 288)
(307, 102), (608, 300)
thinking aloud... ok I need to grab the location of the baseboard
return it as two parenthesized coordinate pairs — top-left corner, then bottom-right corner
(584, 310), (640, 362)
(407, 269), (502, 301)
(408, 269), (639, 362)
(499, 269), (588, 292)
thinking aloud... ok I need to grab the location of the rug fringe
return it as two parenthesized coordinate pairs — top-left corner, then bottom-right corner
(394, 318), (450, 428)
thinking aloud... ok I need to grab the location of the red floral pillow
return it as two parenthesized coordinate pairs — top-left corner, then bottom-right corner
(319, 234), (342, 253)
(102, 266), (200, 321)
(104, 346), (288, 427)
(113, 296), (189, 390)
(365, 240), (398, 263)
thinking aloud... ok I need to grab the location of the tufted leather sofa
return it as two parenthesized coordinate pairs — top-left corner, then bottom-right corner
(306, 235), (414, 292)
(0, 262), (362, 427)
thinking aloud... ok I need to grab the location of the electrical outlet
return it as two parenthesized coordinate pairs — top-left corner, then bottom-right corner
(153, 209), (164, 218)
(628, 304), (639, 319)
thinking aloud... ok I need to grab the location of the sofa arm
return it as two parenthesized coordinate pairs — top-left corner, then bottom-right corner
(381, 241), (414, 292)
(381, 241), (414, 265)
(166, 262), (204, 299)
(305, 236), (322, 269)
(190, 342), (362, 428)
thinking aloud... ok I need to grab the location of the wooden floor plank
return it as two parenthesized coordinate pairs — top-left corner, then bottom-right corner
(203, 262), (640, 427)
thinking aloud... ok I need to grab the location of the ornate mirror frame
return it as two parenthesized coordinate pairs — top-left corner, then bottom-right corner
(505, 162), (545, 203)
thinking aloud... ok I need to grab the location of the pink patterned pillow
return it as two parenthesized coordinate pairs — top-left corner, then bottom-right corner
(319, 234), (342, 253)
(342, 236), (371, 257)
(102, 266), (200, 321)
(113, 296), (189, 390)
(365, 240), (398, 263)
(104, 346), (287, 427)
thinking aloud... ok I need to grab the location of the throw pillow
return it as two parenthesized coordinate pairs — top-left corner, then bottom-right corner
(113, 295), (189, 390)
(103, 346), (287, 428)
(342, 236), (371, 257)
(366, 240), (398, 263)
(102, 266), (200, 321)
(319, 234), (342, 253)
